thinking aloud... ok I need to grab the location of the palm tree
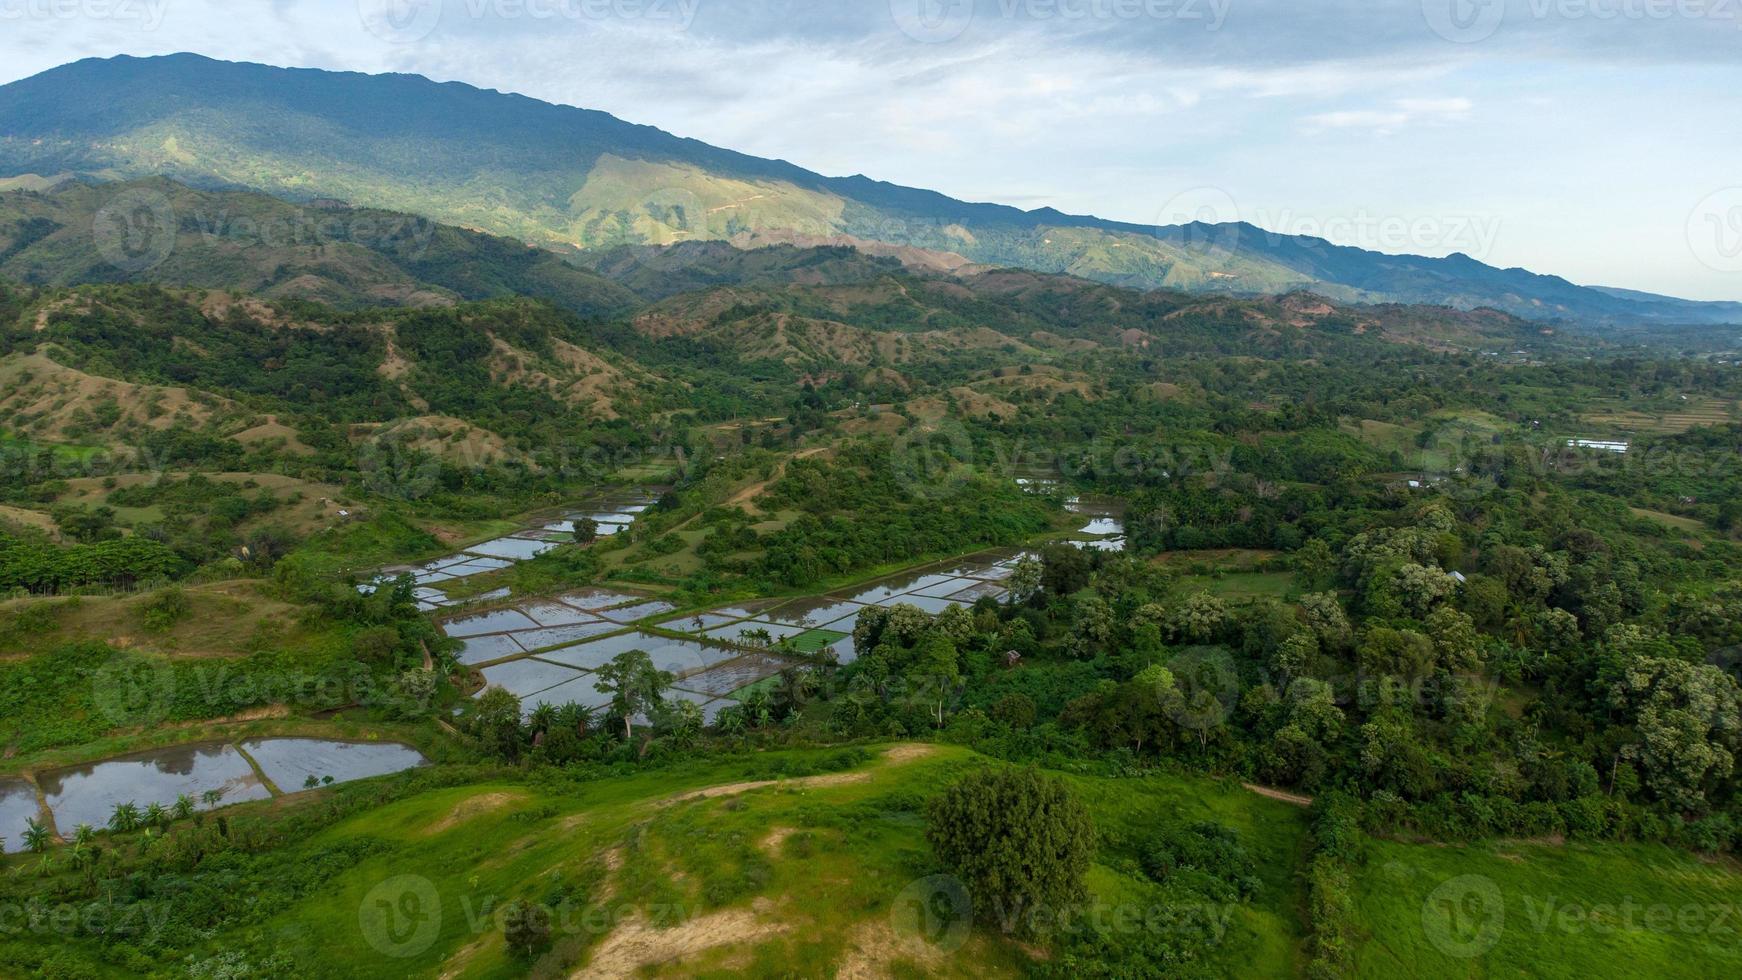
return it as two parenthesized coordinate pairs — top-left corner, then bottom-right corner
(144, 802), (170, 831)
(21, 817), (52, 854)
(109, 801), (141, 834)
(172, 795), (195, 821)
(79, 843), (104, 890)
(529, 702), (557, 737)
(200, 789), (223, 807)
(72, 824), (96, 848)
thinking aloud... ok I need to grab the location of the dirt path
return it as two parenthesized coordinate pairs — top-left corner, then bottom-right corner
(662, 744), (934, 806)
(722, 446), (828, 513)
(1243, 783), (1314, 807)
(663, 770), (869, 805)
(572, 907), (789, 979)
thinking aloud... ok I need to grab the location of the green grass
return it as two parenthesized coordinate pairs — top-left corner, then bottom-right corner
(1352, 837), (1742, 979)
(0, 429), (106, 463)
(1630, 507), (1706, 533)
(0, 744), (1311, 978)
(782, 628), (848, 655)
(1343, 418), (1421, 457)
(1177, 571), (1296, 600)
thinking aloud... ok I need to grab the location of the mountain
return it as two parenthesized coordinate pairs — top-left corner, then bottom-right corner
(1, 54), (1736, 327)
(0, 177), (640, 317)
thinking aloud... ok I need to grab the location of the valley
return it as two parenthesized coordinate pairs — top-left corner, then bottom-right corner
(0, 50), (1739, 980)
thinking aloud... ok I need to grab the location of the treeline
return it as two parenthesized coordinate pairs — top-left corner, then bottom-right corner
(749, 442), (1056, 588)
(0, 534), (187, 593)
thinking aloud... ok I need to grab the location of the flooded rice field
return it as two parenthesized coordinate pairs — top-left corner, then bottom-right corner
(440, 585), (688, 667)
(16, 739), (428, 839)
(240, 738), (425, 791)
(0, 779), (41, 854)
(446, 531), (1045, 725)
(361, 491), (660, 611)
(1067, 494), (1127, 552)
(39, 743), (271, 832)
(472, 627), (760, 719)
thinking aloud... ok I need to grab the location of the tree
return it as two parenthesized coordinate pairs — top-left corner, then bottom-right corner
(1299, 592), (1354, 652)
(571, 517), (600, 544)
(909, 632), (961, 726)
(1039, 543), (1092, 597)
(502, 899), (552, 958)
(990, 693), (1037, 729)
(593, 650), (673, 741)
(470, 686), (526, 759)
(1609, 657), (1742, 812)
(1168, 592), (1231, 645)
(352, 625), (403, 664)
(1272, 632), (1318, 688)
(109, 801), (141, 834)
(661, 699), (705, 746)
(1293, 537), (1336, 587)
(21, 817), (52, 853)
(1357, 626), (1437, 679)
(1007, 555), (1043, 603)
(925, 768), (1095, 935)
(1067, 595), (1114, 658)
(52, 504), (121, 544)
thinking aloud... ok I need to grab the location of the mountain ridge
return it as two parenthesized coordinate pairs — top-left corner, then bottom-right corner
(3, 53), (1737, 327)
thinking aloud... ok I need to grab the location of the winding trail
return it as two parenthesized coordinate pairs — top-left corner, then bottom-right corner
(1243, 783), (1313, 807)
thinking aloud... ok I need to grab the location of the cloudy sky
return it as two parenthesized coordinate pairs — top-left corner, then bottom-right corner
(4, 0), (1740, 300)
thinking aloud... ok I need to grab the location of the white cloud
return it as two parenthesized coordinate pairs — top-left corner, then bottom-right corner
(1301, 97), (1473, 135)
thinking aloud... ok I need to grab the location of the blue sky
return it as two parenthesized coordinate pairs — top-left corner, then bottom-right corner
(4, 0), (1739, 300)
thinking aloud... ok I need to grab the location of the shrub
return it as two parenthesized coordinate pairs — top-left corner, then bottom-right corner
(925, 767), (1094, 936)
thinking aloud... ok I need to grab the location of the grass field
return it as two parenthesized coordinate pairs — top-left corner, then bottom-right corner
(783, 628), (848, 655)
(1352, 837), (1742, 979)
(1343, 419), (1421, 458)
(1580, 396), (1740, 435)
(1630, 507), (1707, 533)
(0, 429), (108, 464)
(0, 579), (326, 661)
(0, 743), (1311, 978)
(1177, 571), (1297, 600)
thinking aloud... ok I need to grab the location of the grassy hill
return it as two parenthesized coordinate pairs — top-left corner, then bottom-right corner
(0, 177), (640, 318)
(4, 54), (1738, 327)
(0, 742), (1312, 978)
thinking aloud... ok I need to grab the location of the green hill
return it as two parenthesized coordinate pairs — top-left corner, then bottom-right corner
(0, 177), (640, 317)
